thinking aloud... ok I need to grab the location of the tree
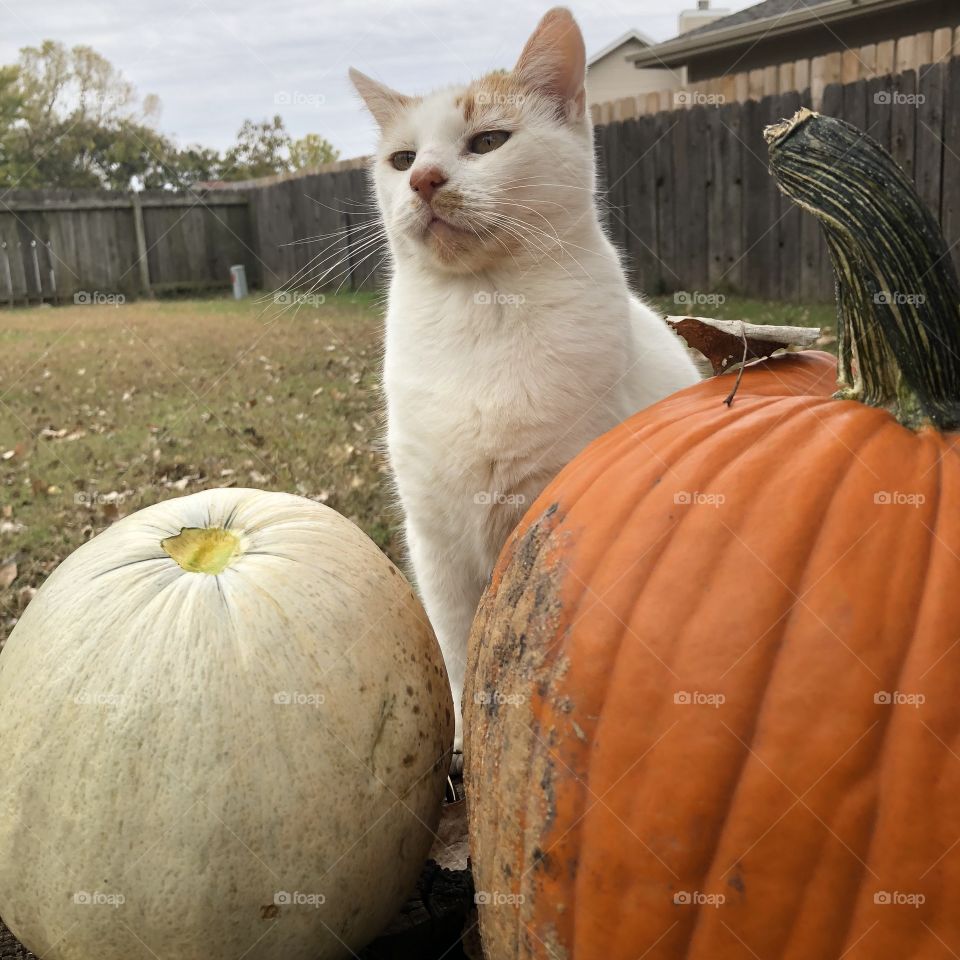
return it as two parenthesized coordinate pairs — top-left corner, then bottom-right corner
(289, 132), (339, 171)
(217, 118), (340, 182)
(155, 145), (224, 189)
(0, 66), (23, 182)
(220, 115), (290, 181)
(0, 40), (166, 190)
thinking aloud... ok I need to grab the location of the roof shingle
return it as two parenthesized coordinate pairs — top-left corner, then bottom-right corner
(682, 0), (834, 39)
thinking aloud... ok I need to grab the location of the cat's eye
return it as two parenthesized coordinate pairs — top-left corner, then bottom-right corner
(469, 131), (511, 155)
(389, 151), (416, 171)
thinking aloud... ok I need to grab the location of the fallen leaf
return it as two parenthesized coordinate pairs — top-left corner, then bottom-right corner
(0, 561), (16, 590)
(666, 316), (821, 376)
(2, 442), (28, 460)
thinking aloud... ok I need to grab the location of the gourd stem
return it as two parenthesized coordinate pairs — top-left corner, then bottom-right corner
(765, 108), (960, 430)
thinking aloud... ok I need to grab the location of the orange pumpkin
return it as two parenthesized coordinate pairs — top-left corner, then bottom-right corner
(464, 111), (960, 959)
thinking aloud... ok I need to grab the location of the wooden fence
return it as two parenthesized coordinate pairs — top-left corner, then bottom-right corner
(3, 56), (960, 307)
(247, 163), (386, 295)
(0, 188), (252, 304)
(596, 57), (960, 301)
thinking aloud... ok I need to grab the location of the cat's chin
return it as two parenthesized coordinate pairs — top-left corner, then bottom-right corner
(426, 215), (466, 242)
(414, 218), (491, 272)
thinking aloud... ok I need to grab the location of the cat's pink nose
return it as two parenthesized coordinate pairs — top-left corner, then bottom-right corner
(410, 166), (447, 203)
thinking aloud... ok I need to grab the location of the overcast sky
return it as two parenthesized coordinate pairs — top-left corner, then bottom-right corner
(0, 0), (758, 158)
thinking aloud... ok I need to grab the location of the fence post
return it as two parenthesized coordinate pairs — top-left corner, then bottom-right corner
(0, 242), (12, 307)
(130, 193), (153, 298)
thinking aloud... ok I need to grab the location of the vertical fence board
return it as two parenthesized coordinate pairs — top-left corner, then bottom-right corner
(677, 106), (709, 292)
(915, 62), (946, 223)
(740, 98), (770, 299)
(622, 116), (660, 294)
(654, 110), (679, 295)
(866, 74), (894, 149)
(706, 108), (726, 293)
(724, 101), (746, 294)
(670, 109), (692, 292)
(941, 57), (960, 275)
(891, 70), (918, 180)
(776, 91), (804, 302)
(601, 121), (628, 262)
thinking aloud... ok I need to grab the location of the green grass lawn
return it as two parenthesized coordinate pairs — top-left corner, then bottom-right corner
(0, 292), (836, 643)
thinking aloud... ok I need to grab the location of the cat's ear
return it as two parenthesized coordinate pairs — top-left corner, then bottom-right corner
(513, 7), (586, 120)
(349, 68), (412, 127)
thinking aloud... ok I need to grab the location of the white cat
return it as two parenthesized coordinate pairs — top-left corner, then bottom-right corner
(350, 7), (699, 749)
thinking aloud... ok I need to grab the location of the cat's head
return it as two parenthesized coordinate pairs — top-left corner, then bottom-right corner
(350, 7), (592, 274)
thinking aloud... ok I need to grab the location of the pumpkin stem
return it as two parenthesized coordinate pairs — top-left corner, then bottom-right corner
(765, 108), (960, 431)
(162, 527), (241, 575)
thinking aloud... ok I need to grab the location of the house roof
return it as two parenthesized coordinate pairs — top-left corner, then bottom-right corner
(682, 0), (831, 40)
(626, 0), (918, 68)
(587, 29), (656, 68)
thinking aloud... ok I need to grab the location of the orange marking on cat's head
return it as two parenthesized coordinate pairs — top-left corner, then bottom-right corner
(462, 71), (530, 124)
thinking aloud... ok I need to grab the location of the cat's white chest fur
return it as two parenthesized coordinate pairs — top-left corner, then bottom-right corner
(382, 241), (699, 746)
(385, 264), (631, 470)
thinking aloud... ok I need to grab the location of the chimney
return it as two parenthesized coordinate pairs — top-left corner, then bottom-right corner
(679, 0), (729, 35)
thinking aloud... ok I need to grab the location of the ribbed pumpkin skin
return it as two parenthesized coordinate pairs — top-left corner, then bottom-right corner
(464, 351), (960, 960)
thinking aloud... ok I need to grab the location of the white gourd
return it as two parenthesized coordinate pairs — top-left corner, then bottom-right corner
(0, 488), (452, 960)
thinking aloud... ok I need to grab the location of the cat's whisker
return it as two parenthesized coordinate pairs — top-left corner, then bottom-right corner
(492, 174), (595, 188)
(467, 196), (563, 235)
(276, 221), (385, 285)
(473, 221), (525, 272)
(330, 240), (391, 296)
(482, 197), (569, 211)
(354, 253), (391, 291)
(470, 212), (584, 282)
(300, 231), (389, 291)
(304, 194), (381, 215)
(471, 213), (562, 267)
(487, 215), (600, 262)
(472, 211), (593, 281)
(280, 226), (387, 292)
(281, 219), (382, 247)
(266, 238), (388, 315)
(481, 208), (598, 261)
